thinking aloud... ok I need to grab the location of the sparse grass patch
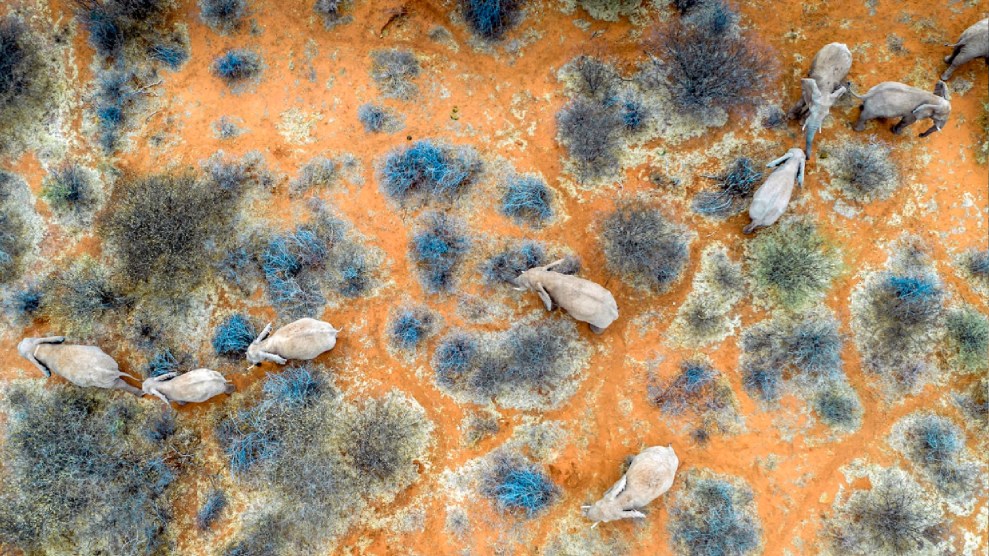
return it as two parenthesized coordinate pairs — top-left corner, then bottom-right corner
(649, 360), (742, 439)
(823, 139), (900, 202)
(358, 103), (400, 133)
(75, 0), (175, 59)
(668, 471), (761, 556)
(952, 376), (987, 428)
(370, 49), (420, 100)
(410, 212), (471, 294)
(824, 467), (944, 555)
(556, 97), (624, 182)
(891, 413), (977, 500)
(691, 157), (762, 219)
(601, 202), (693, 293)
(501, 173), (553, 225)
(0, 382), (180, 555)
(481, 241), (546, 284)
(432, 318), (589, 410)
(0, 15), (58, 154)
(812, 381), (863, 430)
(389, 305), (437, 351)
(670, 244), (744, 347)
(379, 140), (481, 204)
(480, 451), (559, 517)
(41, 164), (102, 224)
(0, 172), (38, 285)
(314, 0), (352, 29)
(196, 489), (227, 530)
(944, 306), (988, 372)
(746, 218), (840, 310)
(460, 0), (523, 40)
(199, 0), (247, 33)
(4, 283), (43, 324)
(213, 115), (246, 138)
(40, 256), (130, 338)
(291, 155), (337, 195)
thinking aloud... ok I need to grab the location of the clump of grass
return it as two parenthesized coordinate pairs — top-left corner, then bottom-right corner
(410, 212), (471, 294)
(211, 48), (263, 87)
(944, 306), (988, 372)
(0, 382), (180, 555)
(571, 0), (641, 21)
(480, 451), (559, 517)
(358, 103), (399, 133)
(460, 0), (523, 40)
(39, 256), (130, 338)
(824, 467), (944, 555)
(891, 413), (977, 499)
(199, 0), (247, 33)
(601, 202), (693, 293)
(649, 360), (741, 439)
(565, 55), (619, 100)
(671, 244), (745, 347)
(481, 241), (546, 284)
(340, 392), (433, 499)
(556, 97), (624, 182)
(41, 164), (102, 224)
(668, 471), (762, 556)
(643, 14), (775, 120)
(953, 376), (987, 428)
(196, 489), (227, 530)
(148, 38), (189, 70)
(314, 0), (352, 29)
(691, 157), (763, 218)
(379, 140), (481, 203)
(0, 15), (58, 154)
(291, 156), (337, 195)
(812, 381), (863, 430)
(824, 139), (900, 202)
(4, 283), (43, 324)
(92, 69), (143, 152)
(98, 171), (249, 298)
(958, 248), (989, 298)
(461, 411), (500, 445)
(746, 218), (841, 310)
(851, 243), (945, 394)
(143, 349), (182, 378)
(389, 305), (436, 351)
(213, 313), (258, 358)
(262, 227), (328, 316)
(370, 49), (420, 100)
(501, 173), (553, 225)
(75, 0), (174, 59)
(0, 172), (37, 285)
(433, 318), (589, 410)
(741, 312), (844, 390)
(213, 115), (246, 138)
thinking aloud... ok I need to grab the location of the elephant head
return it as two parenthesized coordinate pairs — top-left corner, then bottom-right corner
(800, 78), (846, 159)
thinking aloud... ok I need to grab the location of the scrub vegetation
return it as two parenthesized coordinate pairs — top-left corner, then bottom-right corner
(670, 244), (745, 346)
(745, 218), (841, 310)
(668, 471), (762, 556)
(649, 360), (742, 441)
(601, 201), (693, 293)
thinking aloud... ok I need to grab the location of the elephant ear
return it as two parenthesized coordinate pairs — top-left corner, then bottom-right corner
(801, 78), (822, 104)
(912, 103), (938, 120)
(933, 80), (949, 100)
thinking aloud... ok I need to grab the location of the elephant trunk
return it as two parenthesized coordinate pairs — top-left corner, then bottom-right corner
(919, 124), (938, 138)
(804, 125), (818, 160)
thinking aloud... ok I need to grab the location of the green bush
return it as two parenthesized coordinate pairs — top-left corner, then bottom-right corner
(944, 306), (988, 372)
(746, 218), (840, 310)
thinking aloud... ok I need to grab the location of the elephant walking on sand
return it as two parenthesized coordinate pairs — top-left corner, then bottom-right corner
(17, 336), (142, 395)
(849, 81), (950, 137)
(941, 18), (988, 81)
(787, 42), (852, 159)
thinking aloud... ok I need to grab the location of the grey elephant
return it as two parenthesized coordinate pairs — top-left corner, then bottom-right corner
(142, 369), (235, 406)
(514, 259), (618, 334)
(850, 80), (950, 137)
(247, 317), (339, 366)
(941, 18), (988, 81)
(743, 148), (805, 234)
(17, 336), (141, 395)
(787, 42), (852, 159)
(582, 445), (679, 523)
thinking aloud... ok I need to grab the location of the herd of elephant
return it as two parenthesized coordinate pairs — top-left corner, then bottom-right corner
(8, 17), (987, 526)
(744, 17), (986, 235)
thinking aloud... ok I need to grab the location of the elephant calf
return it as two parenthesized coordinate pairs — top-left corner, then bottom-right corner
(787, 42), (852, 159)
(743, 148), (805, 234)
(17, 336), (141, 395)
(582, 445), (679, 523)
(247, 318), (339, 366)
(850, 81), (950, 137)
(514, 259), (619, 334)
(941, 18), (988, 81)
(143, 369), (235, 406)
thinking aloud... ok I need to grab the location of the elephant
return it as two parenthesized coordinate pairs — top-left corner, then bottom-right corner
(17, 336), (141, 395)
(247, 318), (339, 366)
(743, 148), (805, 234)
(850, 80), (950, 137)
(941, 18), (988, 81)
(142, 369), (235, 406)
(787, 42), (852, 159)
(514, 259), (619, 334)
(582, 445), (679, 523)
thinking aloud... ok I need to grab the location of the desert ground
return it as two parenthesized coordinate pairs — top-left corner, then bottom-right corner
(0, 0), (986, 555)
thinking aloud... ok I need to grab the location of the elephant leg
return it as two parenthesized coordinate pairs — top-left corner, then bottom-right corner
(853, 107), (869, 132)
(115, 379), (143, 396)
(944, 43), (962, 65)
(589, 324), (605, 335)
(787, 98), (806, 120)
(892, 114), (916, 134)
